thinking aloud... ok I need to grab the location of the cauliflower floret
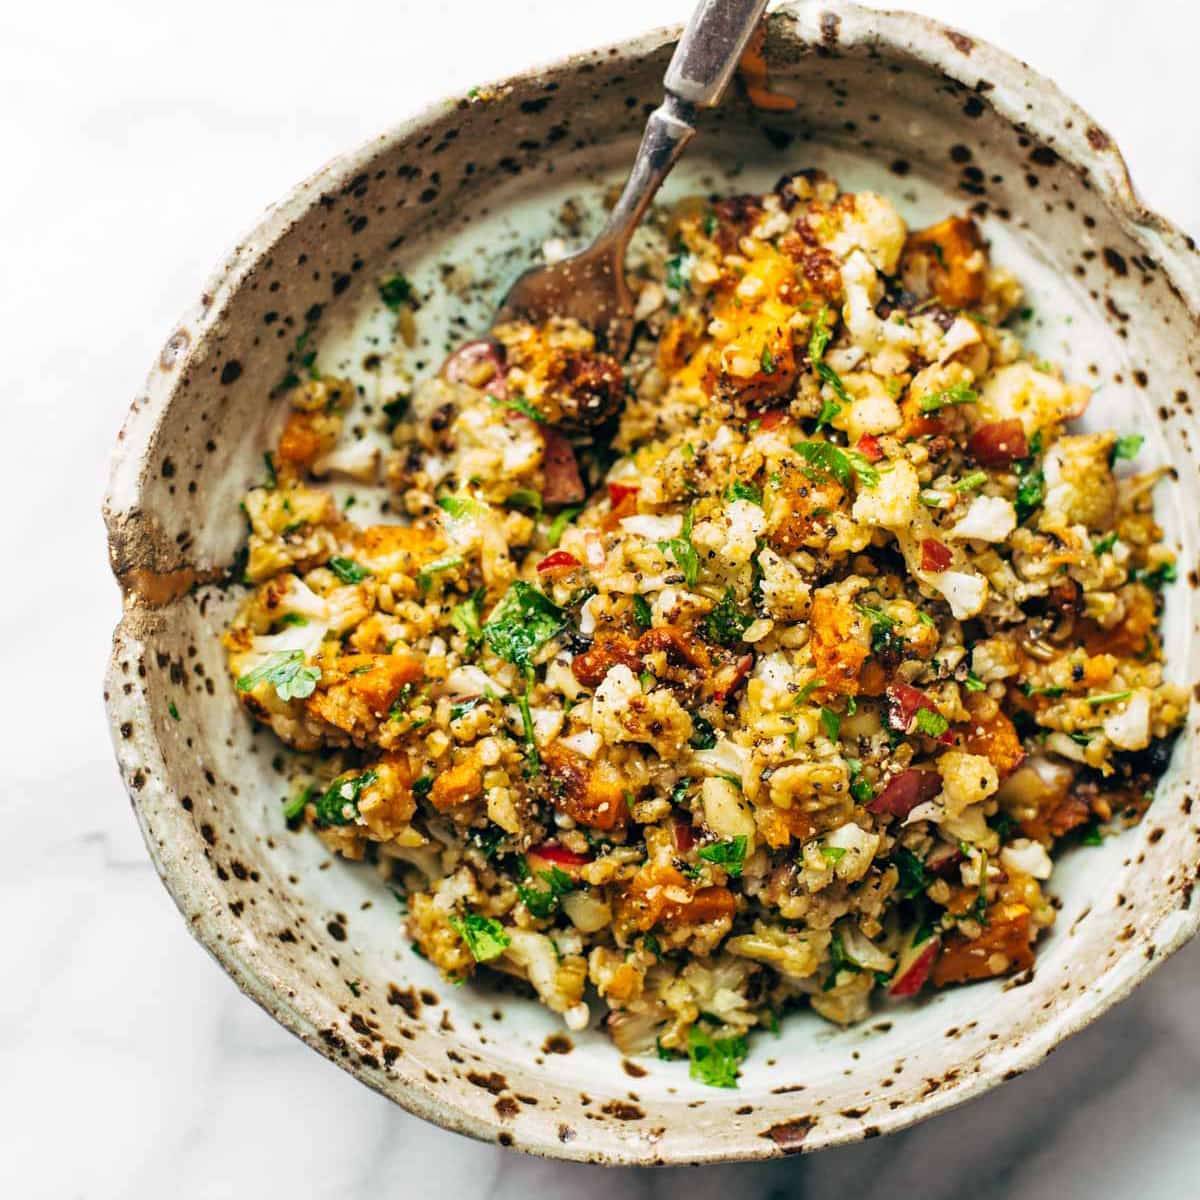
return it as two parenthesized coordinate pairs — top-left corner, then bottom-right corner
(243, 483), (340, 582)
(691, 499), (766, 571)
(949, 495), (1017, 542)
(1000, 838), (1053, 880)
(938, 750), (1000, 818)
(701, 777), (757, 847)
(933, 569), (989, 620)
(725, 920), (830, 979)
(837, 374), (903, 441)
(1040, 432), (1117, 530)
(826, 191), (908, 275)
(591, 665), (693, 755)
(756, 546), (812, 621)
(976, 361), (1089, 435)
(1102, 689), (1152, 750)
(851, 458), (920, 529)
(822, 822), (881, 883)
(971, 637), (1021, 682)
(504, 929), (588, 1022)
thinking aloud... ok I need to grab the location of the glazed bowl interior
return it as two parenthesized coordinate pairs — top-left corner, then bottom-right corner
(106, 0), (1200, 1164)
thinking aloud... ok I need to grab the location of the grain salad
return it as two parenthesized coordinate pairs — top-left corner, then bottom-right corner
(222, 171), (1185, 1088)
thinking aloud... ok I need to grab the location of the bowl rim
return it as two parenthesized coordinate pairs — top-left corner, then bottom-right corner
(104, 0), (1200, 1165)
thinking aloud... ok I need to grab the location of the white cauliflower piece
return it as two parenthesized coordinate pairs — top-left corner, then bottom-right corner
(756, 547), (812, 621)
(692, 499), (766, 571)
(822, 822), (881, 883)
(825, 191), (908, 274)
(725, 921), (830, 980)
(1001, 838), (1053, 880)
(949, 495), (1017, 542)
(937, 750), (1000, 818)
(977, 362), (1089, 435)
(851, 458), (920, 530)
(701, 777), (757, 847)
(934, 570), (989, 619)
(1041, 433), (1117, 530)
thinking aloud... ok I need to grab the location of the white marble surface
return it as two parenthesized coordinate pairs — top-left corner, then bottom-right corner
(3, 1), (1199, 1196)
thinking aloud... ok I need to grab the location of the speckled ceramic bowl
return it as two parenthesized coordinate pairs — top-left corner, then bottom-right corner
(105, 0), (1200, 1164)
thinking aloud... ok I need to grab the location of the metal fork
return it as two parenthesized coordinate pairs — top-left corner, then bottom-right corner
(493, 0), (770, 358)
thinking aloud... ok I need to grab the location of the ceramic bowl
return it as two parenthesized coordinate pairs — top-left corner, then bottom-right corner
(105, 0), (1200, 1164)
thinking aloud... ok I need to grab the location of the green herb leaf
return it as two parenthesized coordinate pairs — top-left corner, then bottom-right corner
(665, 253), (694, 293)
(236, 650), (321, 701)
(697, 836), (748, 878)
(726, 480), (763, 505)
(1133, 562), (1177, 589)
(964, 672), (986, 693)
(1080, 820), (1104, 846)
(1086, 689), (1133, 707)
(793, 439), (879, 489)
(914, 707), (950, 737)
(438, 494), (486, 520)
(808, 308), (833, 364)
(167, 701), (181, 721)
(517, 865), (576, 918)
(689, 713), (718, 750)
(1014, 440), (1045, 524)
(954, 470), (988, 493)
(546, 505), (582, 548)
(704, 587), (752, 646)
(760, 346), (775, 374)
(658, 507), (700, 588)
(505, 488), (543, 515)
(262, 451), (278, 490)
(283, 784), (315, 823)
(847, 758), (874, 805)
(820, 846), (846, 864)
(448, 911), (510, 962)
(824, 929), (861, 989)
(686, 1025), (747, 1089)
(917, 383), (978, 414)
(450, 587), (485, 648)
(314, 769), (378, 827)
(417, 554), (464, 593)
(820, 707), (841, 741)
(1111, 434), (1144, 463)
(632, 594), (653, 630)
(412, 775), (433, 801)
(379, 274), (413, 309)
(483, 581), (565, 668)
(327, 556), (370, 584)
(500, 394), (544, 422)
(894, 847), (931, 899)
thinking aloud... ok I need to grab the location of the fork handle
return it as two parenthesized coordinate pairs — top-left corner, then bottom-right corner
(665, 0), (771, 109)
(596, 0), (769, 249)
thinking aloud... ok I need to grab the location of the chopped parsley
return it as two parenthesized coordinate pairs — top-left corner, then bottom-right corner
(482, 581), (565, 669)
(964, 671), (987, 693)
(917, 383), (978, 413)
(820, 845), (847, 864)
(438, 494), (486, 520)
(499, 394), (544, 422)
(824, 929), (861, 989)
(1022, 682), (1065, 698)
(894, 847), (931, 898)
(1111, 433), (1144, 463)
(689, 713), (718, 750)
(327, 556), (370, 584)
(658, 507), (700, 588)
(760, 346), (776, 374)
(1015, 433), (1045, 523)
(379, 274), (413, 309)
(793, 439), (879, 488)
(167, 701), (180, 721)
(448, 911), (510, 962)
(517, 864), (576, 918)
(846, 757), (874, 805)
(504, 488), (543, 515)
(687, 1024), (747, 1089)
(632, 593), (653, 630)
(954, 470), (988, 493)
(1093, 531), (1118, 557)
(1086, 690), (1133, 707)
(416, 553), (464, 593)
(546, 504), (582, 548)
(820, 707), (841, 741)
(412, 775), (433, 801)
(235, 650), (320, 701)
(726, 480), (763, 505)
(450, 587), (485, 649)
(665, 253), (694, 293)
(314, 769), (378, 827)
(262, 451), (278, 490)
(282, 784), (314, 823)
(1080, 820), (1105, 846)
(704, 587), (753, 646)
(698, 835), (748, 878)
(1133, 562), (1177, 589)
(914, 708), (950, 737)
